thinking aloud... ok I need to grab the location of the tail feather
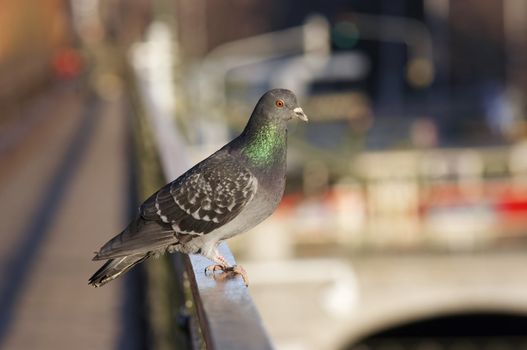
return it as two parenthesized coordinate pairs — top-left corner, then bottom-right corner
(93, 217), (176, 261)
(89, 254), (150, 287)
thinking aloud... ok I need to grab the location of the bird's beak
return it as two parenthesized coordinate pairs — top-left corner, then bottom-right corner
(293, 107), (308, 122)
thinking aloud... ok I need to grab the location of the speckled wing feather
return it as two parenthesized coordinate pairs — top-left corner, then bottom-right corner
(95, 152), (258, 260)
(141, 152), (258, 237)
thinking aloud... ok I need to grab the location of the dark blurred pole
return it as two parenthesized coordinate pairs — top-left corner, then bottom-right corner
(118, 102), (149, 350)
(447, 0), (508, 142)
(424, 0), (450, 120)
(377, 0), (406, 113)
(504, 0), (527, 133)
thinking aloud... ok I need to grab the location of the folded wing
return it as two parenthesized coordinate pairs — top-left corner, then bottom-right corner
(95, 152), (258, 259)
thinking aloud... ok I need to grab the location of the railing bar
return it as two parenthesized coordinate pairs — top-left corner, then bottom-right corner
(184, 244), (274, 350)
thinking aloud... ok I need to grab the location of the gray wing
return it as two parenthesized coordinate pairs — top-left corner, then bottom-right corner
(141, 153), (258, 236)
(95, 153), (258, 260)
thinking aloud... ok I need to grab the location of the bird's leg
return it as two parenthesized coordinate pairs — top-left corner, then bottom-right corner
(210, 264), (249, 286)
(203, 250), (249, 286)
(204, 254), (231, 274)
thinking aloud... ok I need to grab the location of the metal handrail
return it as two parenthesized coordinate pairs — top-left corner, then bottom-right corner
(184, 244), (273, 350)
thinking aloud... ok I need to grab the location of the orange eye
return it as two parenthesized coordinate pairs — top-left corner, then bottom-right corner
(275, 99), (284, 108)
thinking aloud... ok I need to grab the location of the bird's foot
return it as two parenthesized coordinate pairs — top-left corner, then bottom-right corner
(204, 264), (249, 286)
(204, 264), (228, 274)
(203, 253), (231, 275)
(225, 265), (249, 286)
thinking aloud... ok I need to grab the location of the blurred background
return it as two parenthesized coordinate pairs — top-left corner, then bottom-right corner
(1, 0), (527, 349)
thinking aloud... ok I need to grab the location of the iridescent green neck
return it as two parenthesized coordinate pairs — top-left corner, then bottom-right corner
(242, 122), (286, 165)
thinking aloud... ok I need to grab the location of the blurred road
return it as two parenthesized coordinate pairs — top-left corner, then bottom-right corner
(0, 83), (130, 349)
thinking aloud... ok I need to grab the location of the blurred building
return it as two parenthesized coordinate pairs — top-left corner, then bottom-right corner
(0, 0), (75, 106)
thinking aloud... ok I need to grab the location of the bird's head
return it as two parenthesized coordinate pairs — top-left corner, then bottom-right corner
(256, 89), (308, 123)
(239, 89), (307, 163)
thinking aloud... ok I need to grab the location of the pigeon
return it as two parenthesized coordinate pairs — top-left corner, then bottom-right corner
(89, 89), (308, 287)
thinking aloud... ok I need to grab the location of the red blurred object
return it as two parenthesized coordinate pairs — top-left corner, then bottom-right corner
(52, 48), (83, 79)
(499, 200), (527, 213)
(497, 187), (527, 214)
